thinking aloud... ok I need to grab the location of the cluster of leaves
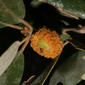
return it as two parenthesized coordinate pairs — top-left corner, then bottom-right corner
(0, 0), (85, 85)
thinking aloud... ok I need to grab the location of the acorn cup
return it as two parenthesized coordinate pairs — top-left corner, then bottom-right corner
(30, 27), (63, 59)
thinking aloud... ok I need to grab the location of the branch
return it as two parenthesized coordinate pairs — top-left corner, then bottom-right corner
(0, 0), (33, 31)
(62, 26), (85, 34)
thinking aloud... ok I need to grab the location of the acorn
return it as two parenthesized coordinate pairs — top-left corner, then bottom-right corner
(30, 27), (63, 59)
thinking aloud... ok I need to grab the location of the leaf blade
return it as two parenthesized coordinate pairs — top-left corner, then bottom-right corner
(0, 0), (25, 28)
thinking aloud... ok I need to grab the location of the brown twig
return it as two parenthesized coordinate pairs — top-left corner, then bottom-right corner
(24, 75), (36, 84)
(0, 0), (33, 54)
(38, 0), (79, 19)
(57, 8), (79, 20)
(0, 0), (33, 31)
(0, 21), (23, 30)
(62, 26), (85, 34)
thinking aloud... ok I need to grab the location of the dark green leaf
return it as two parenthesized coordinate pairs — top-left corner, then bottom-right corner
(0, 0), (25, 28)
(49, 51), (85, 85)
(36, 0), (85, 19)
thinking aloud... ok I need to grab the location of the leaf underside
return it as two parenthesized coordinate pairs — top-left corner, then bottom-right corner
(0, 53), (24, 85)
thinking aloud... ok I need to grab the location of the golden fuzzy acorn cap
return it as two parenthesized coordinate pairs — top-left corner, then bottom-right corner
(30, 27), (63, 59)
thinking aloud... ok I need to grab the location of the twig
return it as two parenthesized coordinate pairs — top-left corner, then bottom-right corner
(0, 21), (23, 30)
(0, 0), (33, 31)
(19, 29), (33, 53)
(0, 0), (33, 54)
(62, 26), (85, 34)
(57, 8), (79, 20)
(25, 75), (36, 84)
(38, 0), (79, 19)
